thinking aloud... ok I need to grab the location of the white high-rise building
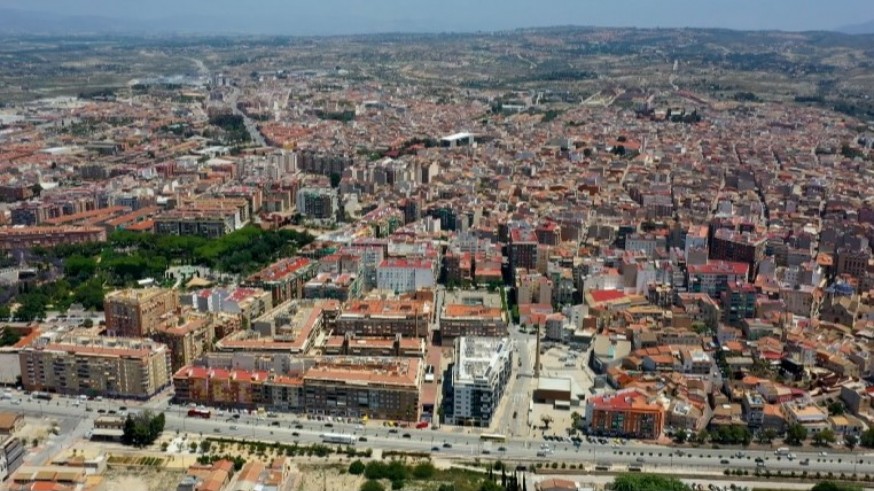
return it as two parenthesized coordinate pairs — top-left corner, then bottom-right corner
(448, 336), (512, 427)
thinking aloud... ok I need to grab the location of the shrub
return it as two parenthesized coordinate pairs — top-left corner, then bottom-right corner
(360, 480), (385, 491)
(349, 460), (366, 475)
(412, 462), (436, 480)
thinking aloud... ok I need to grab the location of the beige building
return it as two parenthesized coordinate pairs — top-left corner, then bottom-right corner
(19, 335), (172, 399)
(104, 288), (179, 337)
(152, 314), (227, 372)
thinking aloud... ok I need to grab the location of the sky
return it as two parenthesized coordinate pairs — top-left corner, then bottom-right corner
(2, 0), (874, 35)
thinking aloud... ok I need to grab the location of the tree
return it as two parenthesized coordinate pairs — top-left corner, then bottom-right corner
(674, 429), (688, 444)
(612, 473), (692, 491)
(785, 424), (808, 446)
(756, 428), (777, 445)
(0, 327), (21, 347)
(540, 414), (553, 430)
(349, 460), (366, 475)
(330, 172), (342, 188)
(122, 411), (165, 447)
(813, 429), (837, 447)
(200, 440), (213, 454)
(361, 480), (385, 491)
(845, 434), (858, 450)
(861, 427), (874, 448)
(828, 402), (845, 416)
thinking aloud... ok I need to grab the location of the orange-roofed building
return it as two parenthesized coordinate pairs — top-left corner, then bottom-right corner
(584, 388), (665, 439)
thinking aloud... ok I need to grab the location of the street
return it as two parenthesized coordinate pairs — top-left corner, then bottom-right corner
(3, 395), (874, 477)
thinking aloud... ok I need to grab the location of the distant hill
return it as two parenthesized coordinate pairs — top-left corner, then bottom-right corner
(837, 19), (874, 34)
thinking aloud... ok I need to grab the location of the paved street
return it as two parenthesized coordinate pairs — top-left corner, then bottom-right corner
(4, 395), (874, 477)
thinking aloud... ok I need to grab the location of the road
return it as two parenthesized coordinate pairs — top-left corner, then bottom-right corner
(4, 396), (874, 477)
(226, 88), (268, 147)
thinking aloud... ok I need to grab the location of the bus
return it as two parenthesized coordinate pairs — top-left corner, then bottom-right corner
(188, 408), (212, 419)
(321, 433), (356, 444)
(32, 391), (53, 401)
(480, 433), (507, 443)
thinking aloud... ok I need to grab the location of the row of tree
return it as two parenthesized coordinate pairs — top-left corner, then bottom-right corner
(674, 423), (874, 449)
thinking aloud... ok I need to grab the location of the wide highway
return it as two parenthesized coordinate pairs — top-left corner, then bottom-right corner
(3, 394), (874, 476)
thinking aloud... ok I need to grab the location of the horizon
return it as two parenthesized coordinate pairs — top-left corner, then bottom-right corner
(2, 0), (874, 35)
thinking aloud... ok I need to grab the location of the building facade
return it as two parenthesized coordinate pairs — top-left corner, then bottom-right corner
(584, 388), (665, 439)
(19, 335), (172, 399)
(104, 288), (180, 337)
(447, 337), (512, 427)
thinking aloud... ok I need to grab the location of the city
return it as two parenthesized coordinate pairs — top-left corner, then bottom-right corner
(1, 4), (874, 491)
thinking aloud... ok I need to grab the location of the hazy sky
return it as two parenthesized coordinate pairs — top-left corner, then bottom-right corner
(2, 0), (874, 35)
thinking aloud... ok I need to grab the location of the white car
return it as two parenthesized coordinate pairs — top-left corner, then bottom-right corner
(819, 451), (828, 456)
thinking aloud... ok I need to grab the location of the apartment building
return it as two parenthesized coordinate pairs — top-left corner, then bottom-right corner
(584, 388), (665, 439)
(19, 335), (172, 399)
(509, 228), (538, 271)
(295, 187), (338, 220)
(181, 287), (273, 325)
(242, 257), (316, 305)
(710, 229), (765, 276)
(303, 357), (422, 421)
(104, 288), (179, 337)
(336, 299), (431, 338)
(687, 261), (749, 299)
(721, 282), (758, 325)
(0, 435), (25, 482)
(446, 336), (513, 427)
(153, 209), (238, 238)
(376, 258), (436, 293)
(439, 290), (507, 343)
(0, 226), (107, 251)
(151, 315), (219, 371)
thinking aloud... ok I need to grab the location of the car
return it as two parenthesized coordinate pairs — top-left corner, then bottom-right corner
(536, 451), (549, 457)
(388, 429), (399, 434)
(97, 409), (106, 413)
(292, 432), (300, 437)
(402, 433), (411, 439)
(324, 423), (333, 428)
(229, 425), (237, 430)
(119, 406), (127, 411)
(635, 458), (645, 464)
(233, 414), (241, 419)
(819, 451), (828, 457)
(498, 446), (507, 452)
(482, 449), (491, 455)
(213, 428), (221, 433)
(720, 459), (730, 465)
(800, 459), (810, 466)
(359, 437), (368, 442)
(270, 421), (280, 427)
(108, 410), (117, 414)
(294, 424), (303, 429)
(432, 446), (440, 451)
(443, 442), (452, 448)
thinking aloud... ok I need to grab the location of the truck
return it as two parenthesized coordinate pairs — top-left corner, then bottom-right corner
(320, 433), (355, 445)
(775, 447), (790, 456)
(187, 408), (212, 419)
